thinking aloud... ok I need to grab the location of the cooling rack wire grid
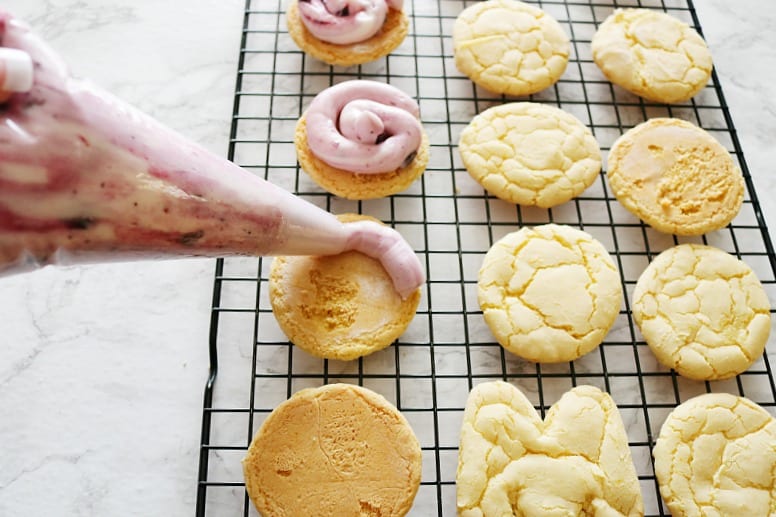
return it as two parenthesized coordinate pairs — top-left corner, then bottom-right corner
(196, 1), (776, 515)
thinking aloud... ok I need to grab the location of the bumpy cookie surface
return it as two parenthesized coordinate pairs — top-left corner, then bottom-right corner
(457, 381), (643, 516)
(286, 0), (409, 67)
(478, 224), (622, 363)
(453, 0), (569, 96)
(633, 244), (771, 381)
(269, 214), (420, 360)
(243, 383), (422, 516)
(459, 102), (601, 207)
(607, 118), (744, 236)
(653, 393), (776, 516)
(295, 115), (429, 200)
(592, 8), (712, 103)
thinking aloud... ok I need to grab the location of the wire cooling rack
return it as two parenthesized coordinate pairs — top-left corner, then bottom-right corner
(196, 1), (776, 515)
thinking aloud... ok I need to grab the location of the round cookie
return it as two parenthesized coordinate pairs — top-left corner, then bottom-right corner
(632, 244), (771, 381)
(653, 393), (776, 516)
(459, 102), (601, 207)
(269, 214), (421, 360)
(453, 0), (570, 96)
(295, 115), (429, 200)
(592, 9), (713, 103)
(286, 0), (409, 67)
(478, 224), (622, 363)
(243, 383), (422, 516)
(607, 118), (744, 236)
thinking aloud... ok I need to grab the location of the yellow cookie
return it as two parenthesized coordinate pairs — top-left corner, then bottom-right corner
(243, 383), (422, 517)
(653, 393), (776, 516)
(286, 0), (409, 67)
(269, 214), (421, 360)
(592, 9), (713, 103)
(295, 115), (429, 200)
(453, 0), (570, 96)
(478, 224), (622, 363)
(457, 381), (643, 516)
(607, 118), (744, 236)
(633, 244), (771, 381)
(459, 102), (602, 207)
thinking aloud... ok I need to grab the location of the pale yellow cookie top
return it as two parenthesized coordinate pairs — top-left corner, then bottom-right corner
(453, 0), (570, 96)
(457, 381), (643, 516)
(607, 118), (744, 236)
(478, 224), (622, 363)
(269, 214), (421, 360)
(633, 244), (771, 381)
(459, 102), (601, 207)
(243, 383), (422, 517)
(592, 8), (712, 103)
(653, 393), (776, 516)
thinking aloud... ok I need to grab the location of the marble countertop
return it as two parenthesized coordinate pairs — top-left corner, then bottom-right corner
(1, 1), (775, 515)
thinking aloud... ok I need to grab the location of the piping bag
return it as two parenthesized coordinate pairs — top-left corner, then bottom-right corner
(0, 13), (424, 298)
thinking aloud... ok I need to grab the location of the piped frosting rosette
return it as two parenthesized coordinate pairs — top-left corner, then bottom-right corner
(295, 80), (428, 200)
(298, 0), (404, 44)
(287, 0), (409, 66)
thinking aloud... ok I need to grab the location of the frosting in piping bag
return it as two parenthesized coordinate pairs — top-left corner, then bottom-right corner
(0, 13), (424, 298)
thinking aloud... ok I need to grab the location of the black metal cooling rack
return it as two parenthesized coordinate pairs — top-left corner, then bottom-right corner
(196, 1), (776, 515)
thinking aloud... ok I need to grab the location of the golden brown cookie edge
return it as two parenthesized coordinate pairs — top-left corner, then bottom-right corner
(295, 115), (428, 200)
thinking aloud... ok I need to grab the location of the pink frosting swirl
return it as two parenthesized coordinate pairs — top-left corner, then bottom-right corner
(305, 80), (422, 174)
(297, 0), (403, 45)
(344, 220), (424, 299)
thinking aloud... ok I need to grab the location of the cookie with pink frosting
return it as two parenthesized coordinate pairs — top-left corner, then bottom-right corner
(287, 0), (409, 66)
(269, 213), (421, 360)
(295, 80), (429, 199)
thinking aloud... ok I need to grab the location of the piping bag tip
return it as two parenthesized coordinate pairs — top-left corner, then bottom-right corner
(0, 47), (33, 93)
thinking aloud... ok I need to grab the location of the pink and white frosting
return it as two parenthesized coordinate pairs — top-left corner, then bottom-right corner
(305, 80), (422, 174)
(297, 0), (403, 45)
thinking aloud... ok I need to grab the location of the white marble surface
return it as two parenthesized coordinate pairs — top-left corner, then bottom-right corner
(1, 1), (775, 516)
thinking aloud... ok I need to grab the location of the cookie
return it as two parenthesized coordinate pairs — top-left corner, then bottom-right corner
(286, 0), (408, 67)
(478, 224), (622, 363)
(607, 118), (744, 236)
(653, 393), (776, 516)
(243, 383), (422, 516)
(459, 102), (601, 207)
(457, 381), (643, 516)
(633, 244), (771, 381)
(453, 0), (570, 96)
(269, 214), (421, 360)
(295, 80), (429, 200)
(296, 115), (429, 200)
(592, 8), (713, 103)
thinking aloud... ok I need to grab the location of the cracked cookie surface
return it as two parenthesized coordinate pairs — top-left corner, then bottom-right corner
(653, 393), (776, 516)
(633, 244), (771, 381)
(607, 118), (744, 236)
(459, 102), (601, 207)
(243, 383), (422, 516)
(269, 214), (420, 360)
(457, 381), (643, 516)
(592, 8), (712, 103)
(453, 0), (569, 96)
(477, 224), (622, 363)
